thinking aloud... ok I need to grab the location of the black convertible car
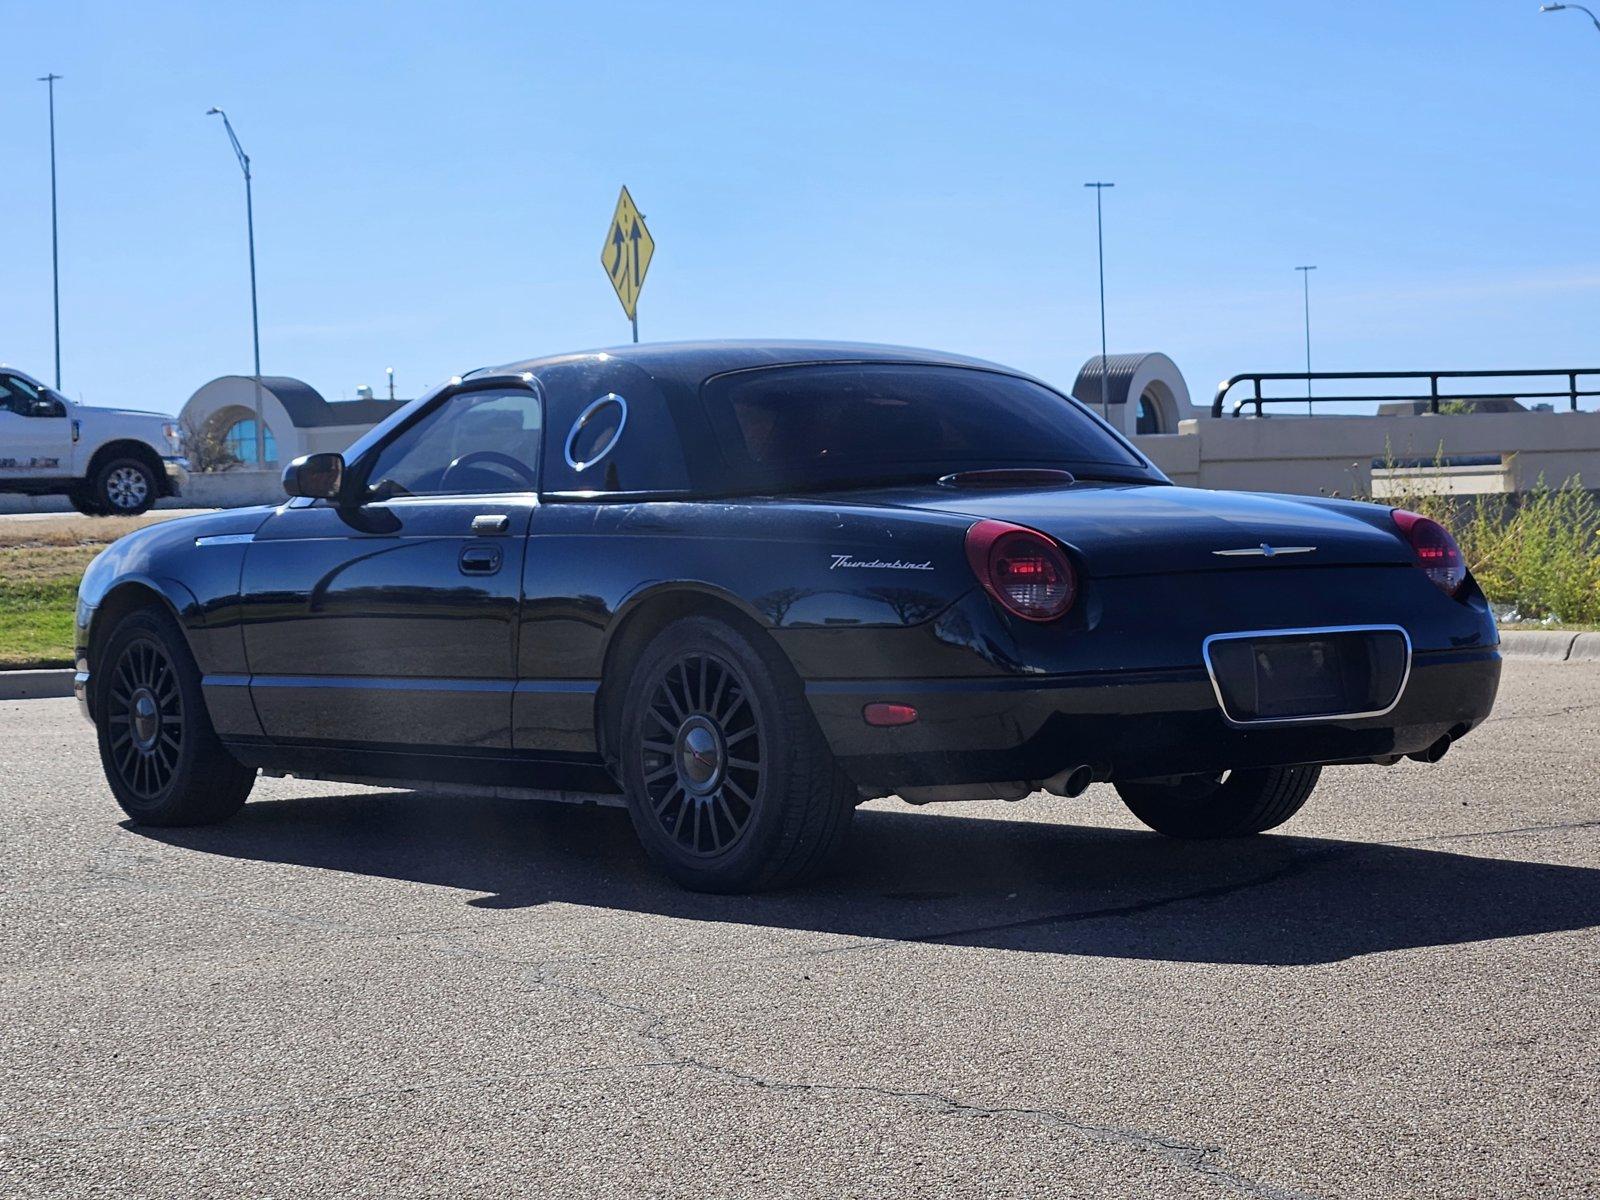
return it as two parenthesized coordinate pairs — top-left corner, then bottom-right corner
(77, 341), (1500, 891)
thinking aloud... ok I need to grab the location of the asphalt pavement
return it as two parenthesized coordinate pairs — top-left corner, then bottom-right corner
(0, 660), (1595, 1198)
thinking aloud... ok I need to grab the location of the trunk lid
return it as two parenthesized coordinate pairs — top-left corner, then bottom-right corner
(841, 481), (1412, 577)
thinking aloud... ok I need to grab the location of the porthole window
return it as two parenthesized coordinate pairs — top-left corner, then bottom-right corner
(564, 393), (628, 471)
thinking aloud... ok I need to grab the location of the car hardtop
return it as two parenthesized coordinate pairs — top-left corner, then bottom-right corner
(471, 339), (1040, 391)
(328, 340), (1161, 505)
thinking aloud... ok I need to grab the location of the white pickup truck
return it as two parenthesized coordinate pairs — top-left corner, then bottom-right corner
(0, 367), (186, 516)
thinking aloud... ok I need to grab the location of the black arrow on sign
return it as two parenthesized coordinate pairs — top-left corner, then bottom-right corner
(609, 222), (627, 283)
(629, 218), (643, 289)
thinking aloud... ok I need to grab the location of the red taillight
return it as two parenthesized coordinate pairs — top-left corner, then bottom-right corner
(1392, 509), (1466, 596)
(964, 519), (1077, 622)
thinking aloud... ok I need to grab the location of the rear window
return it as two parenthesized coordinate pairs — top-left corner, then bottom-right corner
(702, 363), (1144, 487)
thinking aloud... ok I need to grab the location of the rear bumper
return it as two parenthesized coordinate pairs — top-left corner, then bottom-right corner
(808, 646), (1501, 794)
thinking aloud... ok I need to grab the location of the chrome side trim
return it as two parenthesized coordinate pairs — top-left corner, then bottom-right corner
(1200, 623), (1413, 727)
(564, 393), (628, 471)
(194, 533), (255, 547)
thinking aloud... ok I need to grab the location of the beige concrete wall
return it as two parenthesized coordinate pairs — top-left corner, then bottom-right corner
(1132, 411), (1600, 498)
(184, 470), (284, 508)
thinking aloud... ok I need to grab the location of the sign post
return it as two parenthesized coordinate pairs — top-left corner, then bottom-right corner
(600, 186), (655, 342)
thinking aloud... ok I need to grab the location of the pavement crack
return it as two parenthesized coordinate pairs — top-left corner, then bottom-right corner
(904, 846), (1348, 947)
(504, 960), (1321, 1200)
(650, 1053), (1322, 1200)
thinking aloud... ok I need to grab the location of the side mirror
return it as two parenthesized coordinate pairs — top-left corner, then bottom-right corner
(30, 399), (63, 418)
(282, 452), (346, 501)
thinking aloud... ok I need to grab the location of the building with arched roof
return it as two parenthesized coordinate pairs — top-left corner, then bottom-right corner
(1070, 352), (1197, 436)
(178, 375), (408, 467)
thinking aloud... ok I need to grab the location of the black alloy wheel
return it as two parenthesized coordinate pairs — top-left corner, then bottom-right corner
(106, 634), (185, 800)
(618, 616), (856, 893)
(95, 606), (254, 826)
(640, 653), (763, 857)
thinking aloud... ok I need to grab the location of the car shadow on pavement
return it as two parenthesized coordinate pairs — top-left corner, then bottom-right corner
(127, 790), (1600, 966)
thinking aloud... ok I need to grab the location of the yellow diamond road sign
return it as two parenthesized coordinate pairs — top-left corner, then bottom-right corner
(601, 186), (654, 322)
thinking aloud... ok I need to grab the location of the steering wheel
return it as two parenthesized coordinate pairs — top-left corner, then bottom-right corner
(439, 450), (537, 492)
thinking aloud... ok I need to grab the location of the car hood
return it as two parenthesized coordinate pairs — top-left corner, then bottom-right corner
(835, 482), (1414, 577)
(88, 406), (175, 421)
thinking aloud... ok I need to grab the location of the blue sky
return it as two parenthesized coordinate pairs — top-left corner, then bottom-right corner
(1, 0), (1596, 416)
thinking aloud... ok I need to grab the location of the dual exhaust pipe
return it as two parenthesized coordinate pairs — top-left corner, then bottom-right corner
(898, 763), (1096, 806)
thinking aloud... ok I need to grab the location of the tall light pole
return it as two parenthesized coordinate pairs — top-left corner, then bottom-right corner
(206, 107), (265, 467)
(1296, 265), (1317, 416)
(38, 73), (62, 389)
(1540, 3), (1600, 32)
(1084, 182), (1115, 420)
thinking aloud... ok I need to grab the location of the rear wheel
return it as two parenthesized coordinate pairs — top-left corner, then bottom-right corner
(93, 456), (158, 516)
(618, 616), (855, 892)
(1116, 765), (1320, 839)
(96, 607), (254, 825)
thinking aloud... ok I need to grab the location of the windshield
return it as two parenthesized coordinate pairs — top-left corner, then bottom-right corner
(701, 363), (1148, 492)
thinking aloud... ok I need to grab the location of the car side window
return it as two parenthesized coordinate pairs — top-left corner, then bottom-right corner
(361, 387), (543, 499)
(0, 376), (66, 419)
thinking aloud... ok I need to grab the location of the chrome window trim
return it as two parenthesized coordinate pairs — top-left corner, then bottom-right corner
(564, 393), (628, 472)
(1200, 623), (1413, 727)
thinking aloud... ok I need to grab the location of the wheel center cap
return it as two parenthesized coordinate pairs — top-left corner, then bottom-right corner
(676, 718), (724, 794)
(131, 689), (160, 750)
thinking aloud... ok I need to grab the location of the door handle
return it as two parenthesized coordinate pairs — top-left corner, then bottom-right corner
(459, 545), (503, 575)
(471, 514), (510, 535)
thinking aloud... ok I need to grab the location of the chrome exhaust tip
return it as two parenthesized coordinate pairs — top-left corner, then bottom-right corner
(1051, 764), (1094, 798)
(1407, 735), (1453, 764)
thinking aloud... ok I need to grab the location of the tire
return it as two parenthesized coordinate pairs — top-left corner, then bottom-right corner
(67, 486), (106, 516)
(92, 456), (157, 516)
(1116, 765), (1321, 839)
(96, 607), (254, 826)
(617, 615), (855, 893)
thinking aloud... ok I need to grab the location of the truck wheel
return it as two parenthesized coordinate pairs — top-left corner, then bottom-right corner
(618, 616), (855, 893)
(93, 456), (157, 516)
(96, 607), (254, 826)
(67, 486), (107, 516)
(1116, 766), (1321, 839)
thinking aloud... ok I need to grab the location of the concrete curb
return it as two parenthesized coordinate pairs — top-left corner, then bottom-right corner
(1496, 630), (1600, 663)
(0, 668), (75, 701)
(1496, 631), (1579, 661)
(1570, 633), (1600, 663)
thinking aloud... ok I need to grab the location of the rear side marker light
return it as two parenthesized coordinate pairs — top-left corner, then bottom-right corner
(964, 519), (1078, 622)
(1391, 509), (1467, 597)
(863, 703), (918, 727)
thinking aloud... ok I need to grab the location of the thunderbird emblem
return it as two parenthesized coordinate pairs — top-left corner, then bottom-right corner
(1212, 544), (1316, 558)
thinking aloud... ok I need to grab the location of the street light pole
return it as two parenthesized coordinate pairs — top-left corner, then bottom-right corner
(38, 73), (62, 390)
(1539, 3), (1600, 32)
(1296, 265), (1317, 416)
(1084, 182), (1115, 421)
(206, 107), (265, 467)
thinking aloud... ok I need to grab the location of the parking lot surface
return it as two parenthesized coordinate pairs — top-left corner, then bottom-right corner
(0, 660), (1595, 1198)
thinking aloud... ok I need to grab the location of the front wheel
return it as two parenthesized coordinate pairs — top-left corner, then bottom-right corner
(93, 456), (158, 516)
(1116, 765), (1321, 839)
(618, 616), (855, 893)
(96, 607), (254, 825)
